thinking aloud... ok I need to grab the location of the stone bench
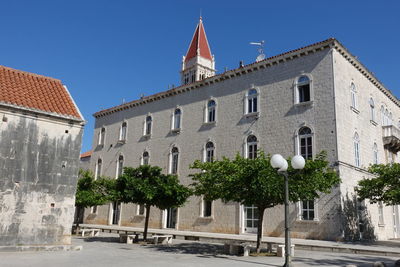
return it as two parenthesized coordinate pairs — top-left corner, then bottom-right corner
(79, 228), (100, 237)
(119, 233), (140, 244)
(224, 242), (275, 256)
(152, 235), (173, 245)
(277, 244), (295, 258)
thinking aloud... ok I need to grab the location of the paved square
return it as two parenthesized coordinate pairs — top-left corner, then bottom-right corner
(0, 233), (398, 267)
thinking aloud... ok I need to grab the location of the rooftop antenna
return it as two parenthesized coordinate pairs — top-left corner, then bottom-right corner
(250, 40), (265, 62)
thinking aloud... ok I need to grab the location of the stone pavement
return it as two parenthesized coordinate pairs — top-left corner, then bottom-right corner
(79, 224), (400, 257)
(0, 233), (398, 267)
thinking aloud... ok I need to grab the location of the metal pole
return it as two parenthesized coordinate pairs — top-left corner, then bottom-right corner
(283, 171), (292, 267)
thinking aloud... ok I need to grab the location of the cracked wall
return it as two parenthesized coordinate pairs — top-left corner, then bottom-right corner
(0, 111), (83, 246)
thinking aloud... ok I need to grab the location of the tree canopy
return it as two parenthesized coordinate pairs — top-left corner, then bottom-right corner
(190, 151), (340, 251)
(357, 163), (400, 205)
(75, 169), (117, 208)
(116, 165), (192, 240)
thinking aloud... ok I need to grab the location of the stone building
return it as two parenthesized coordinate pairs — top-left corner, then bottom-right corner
(85, 18), (400, 240)
(0, 66), (84, 249)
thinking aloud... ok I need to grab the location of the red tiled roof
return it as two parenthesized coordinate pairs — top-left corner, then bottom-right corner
(0, 65), (82, 120)
(185, 17), (212, 62)
(80, 151), (92, 158)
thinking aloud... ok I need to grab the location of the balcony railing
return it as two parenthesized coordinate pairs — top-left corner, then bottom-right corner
(382, 125), (400, 152)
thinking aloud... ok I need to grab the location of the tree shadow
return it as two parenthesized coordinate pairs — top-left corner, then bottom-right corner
(341, 194), (376, 242)
(82, 236), (120, 243)
(145, 241), (225, 256)
(294, 253), (393, 266)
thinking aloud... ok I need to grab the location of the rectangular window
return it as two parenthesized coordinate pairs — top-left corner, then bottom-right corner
(378, 201), (384, 225)
(202, 200), (212, 217)
(138, 205), (145, 216)
(302, 200), (315, 220)
(171, 154), (179, 174)
(299, 84), (310, 102)
(300, 136), (312, 159)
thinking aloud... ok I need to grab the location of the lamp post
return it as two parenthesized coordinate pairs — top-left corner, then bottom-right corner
(271, 154), (305, 267)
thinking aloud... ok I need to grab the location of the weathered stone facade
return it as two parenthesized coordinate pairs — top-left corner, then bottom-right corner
(85, 38), (400, 241)
(0, 67), (84, 248)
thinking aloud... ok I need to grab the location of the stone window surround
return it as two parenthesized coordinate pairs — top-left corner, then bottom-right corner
(204, 98), (217, 124)
(119, 121), (127, 142)
(244, 86), (260, 117)
(294, 125), (315, 159)
(294, 74), (313, 105)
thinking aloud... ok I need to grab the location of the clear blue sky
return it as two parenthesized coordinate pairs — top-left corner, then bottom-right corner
(1, 0), (399, 153)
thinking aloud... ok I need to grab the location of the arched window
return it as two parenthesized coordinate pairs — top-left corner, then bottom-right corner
(207, 100), (216, 123)
(247, 135), (258, 159)
(95, 158), (102, 179)
(298, 127), (313, 159)
(381, 106), (385, 125)
(142, 151), (149, 165)
(350, 83), (357, 109)
(119, 122), (127, 141)
(354, 133), (360, 167)
(389, 112), (393, 126)
(246, 89), (258, 114)
(373, 143), (378, 165)
(145, 116), (152, 136)
(98, 127), (105, 146)
(297, 76), (311, 103)
(173, 109), (181, 130)
(117, 155), (124, 178)
(205, 142), (215, 162)
(369, 98), (375, 122)
(171, 147), (179, 174)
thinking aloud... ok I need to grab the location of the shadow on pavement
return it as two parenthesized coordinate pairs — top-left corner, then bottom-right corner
(82, 236), (120, 243)
(294, 254), (393, 267)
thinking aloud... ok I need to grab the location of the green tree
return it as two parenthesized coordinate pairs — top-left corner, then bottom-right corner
(116, 165), (192, 240)
(75, 169), (117, 229)
(190, 151), (340, 252)
(357, 163), (400, 205)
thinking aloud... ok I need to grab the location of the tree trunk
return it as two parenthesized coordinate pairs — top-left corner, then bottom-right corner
(143, 204), (151, 241)
(256, 206), (266, 253)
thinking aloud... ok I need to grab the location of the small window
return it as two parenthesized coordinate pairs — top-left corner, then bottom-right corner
(116, 155), (124, 178)
(95, 158), (102, 180)
(142, 151), (149, 165)
(207, 100), (216, 123)
(373, 143), (378, 165)
(170, 147), (179, 174)
(301, 200), (315, 220)
(202, 199), (212, 217)
(297, 76), (311, 103)
(205, 142), (215, 162)
(350, 83), (358, 110)
(354, 132), (360, 167)
(247, 135), (258, 159)
(119, 122), (127, 141)
(369, 98), (375, 122)
(173, 109), (182, 130)
(246, 89), (258, 114)
(145, 116), (152, 136)
(298, 127), (313, 160)
(91, 206), (98, 214)
(98, 127), (105, 146)
(137, 205), (146, 216)
(378, 201), (384, 225)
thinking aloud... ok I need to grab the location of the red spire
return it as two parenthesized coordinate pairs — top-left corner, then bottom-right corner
(185, 17), (212, 62)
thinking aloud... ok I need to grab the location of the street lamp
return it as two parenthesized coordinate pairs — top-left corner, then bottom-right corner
(271, 154), (305, 267)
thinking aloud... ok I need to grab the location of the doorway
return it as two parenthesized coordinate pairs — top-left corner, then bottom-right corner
(111, 201), (121, 225)
(244, 205), (258, 233)
(165, 207), (177, 229)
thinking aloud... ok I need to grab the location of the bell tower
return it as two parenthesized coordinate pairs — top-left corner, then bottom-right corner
(181, 17), (215, 85)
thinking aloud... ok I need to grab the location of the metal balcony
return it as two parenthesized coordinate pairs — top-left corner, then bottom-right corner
(382, 125), (400, 152)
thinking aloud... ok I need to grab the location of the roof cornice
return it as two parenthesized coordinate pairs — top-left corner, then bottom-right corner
(332, 39), (400, 107)
(94, 38), (399, 118)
